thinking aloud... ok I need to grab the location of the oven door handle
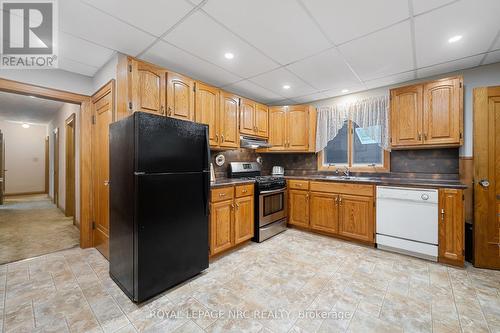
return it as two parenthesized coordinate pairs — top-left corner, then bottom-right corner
(259, 188), (286, 195)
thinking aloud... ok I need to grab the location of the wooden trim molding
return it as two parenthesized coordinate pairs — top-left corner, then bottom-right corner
(0, 77), (93, 248)
(5, 191), (46, 196)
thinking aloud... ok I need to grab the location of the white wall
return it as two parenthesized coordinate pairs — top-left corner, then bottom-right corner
(0, 119), (47, 194)
(92, 52), (118, 92)
(313, 62), (500, 157)
(48, 103), (80, 221)
(0, 68), (94, 96)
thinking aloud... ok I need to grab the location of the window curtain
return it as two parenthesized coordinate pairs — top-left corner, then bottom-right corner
(315, 95), (390, 152)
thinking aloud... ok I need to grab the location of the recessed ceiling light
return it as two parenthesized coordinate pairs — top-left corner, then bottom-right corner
(22, 123), (30, 129)
(448, 35), (462, 43)
(224, 52), (234, 59)
(282, 85), (291, 90)
(342, 89), (349, 93)
(29, 95), (35, 98)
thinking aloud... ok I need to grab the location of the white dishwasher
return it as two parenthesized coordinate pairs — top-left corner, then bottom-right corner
(376, 186), (438, 261)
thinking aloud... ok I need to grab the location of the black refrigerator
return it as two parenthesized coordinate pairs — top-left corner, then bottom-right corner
(109, 112), (210, 303)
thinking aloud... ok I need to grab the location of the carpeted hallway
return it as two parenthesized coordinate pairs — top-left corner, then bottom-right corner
(0, 194), (80, 264)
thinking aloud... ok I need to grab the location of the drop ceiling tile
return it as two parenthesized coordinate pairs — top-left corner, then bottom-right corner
(60, 0), (156, 56)
(415, 0), (500, 67)
(202, 0), (330, 65)
(250, 68), (316, 98)
(164, 12), (278, 78)
(301, 0), (409, 45)
(291, 91), (329, 104)
(59, 32), (114, 69)
(416, 55), (482, 78)
(483, 50), (500, 65)
(412, 0), (456, 15)
(140, 40), (241, 87)
(58, 57), (98, 77)
(268, 99), (297, 106)
(339, 22), (414, 81)
(364, 71), (416, 90)
(286, 48), (361, 91)
(223, 80), (283, 104)
(321, 84), (367, 99)
(82, 0), (193, 37)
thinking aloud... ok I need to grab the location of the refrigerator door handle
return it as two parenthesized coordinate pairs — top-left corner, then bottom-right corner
(203, 126), (210, 172)
(203, 171), (210, 217)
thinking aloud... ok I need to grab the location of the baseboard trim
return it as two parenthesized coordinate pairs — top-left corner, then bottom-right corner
(5, 191), (46, 197)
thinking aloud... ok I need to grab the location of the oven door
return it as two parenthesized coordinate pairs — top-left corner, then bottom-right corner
(259, 188), (287, 227)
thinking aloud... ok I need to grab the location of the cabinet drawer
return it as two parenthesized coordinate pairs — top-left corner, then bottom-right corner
(211, 187), (234, 202)
(235, 184), (254, 197)
(310, 181), (374, 197)
(288, 179), (309, 190)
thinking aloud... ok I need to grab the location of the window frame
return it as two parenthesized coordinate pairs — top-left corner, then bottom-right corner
(317, 120), (390, 173)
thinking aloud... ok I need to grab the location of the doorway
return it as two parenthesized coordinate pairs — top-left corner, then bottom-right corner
(65, 114), (76, 222)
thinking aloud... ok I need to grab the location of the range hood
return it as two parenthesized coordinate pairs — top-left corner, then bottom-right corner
(240, 135), (272, 149)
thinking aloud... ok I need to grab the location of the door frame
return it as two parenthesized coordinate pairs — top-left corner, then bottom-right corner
(0, 77), (95, 248)
(45, 136), (49, 194)
(53, 128), (59, 206)
(65, 113), (76, 222)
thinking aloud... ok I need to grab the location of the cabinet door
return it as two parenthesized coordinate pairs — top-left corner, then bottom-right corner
(255, 103), (269, 138)
(288, 190), (309, 228)
(310, 192), (338, 234)
(167, 72), (195, 121)
(239, 98), (256, 136)
(210, 200), (234, 255)
(195, 82), (219, 147)
(391, 85), (423, 147)
(234, 196), (254, 244)
(338, 195), (374, 243)
(438, 189), (464, 266)
(219, 91), (239, 148)
(268, 107), (286, 151)
(287, 105), (309, 151)
(130, 60), (166, 116)
(423, 78), (461, 146)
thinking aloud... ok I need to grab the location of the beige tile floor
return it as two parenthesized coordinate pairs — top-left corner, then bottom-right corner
(1, 229), (500, 333)
(0, 194), (80, 265)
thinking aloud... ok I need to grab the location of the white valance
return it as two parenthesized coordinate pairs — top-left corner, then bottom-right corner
(315, 95), (390, 152)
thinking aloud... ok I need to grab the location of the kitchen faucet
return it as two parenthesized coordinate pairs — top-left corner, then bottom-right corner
(343, 166), (350, 177)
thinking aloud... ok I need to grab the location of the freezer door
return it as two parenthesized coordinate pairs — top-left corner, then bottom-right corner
(135, 172), (209, 302)
(134, 112), (209, 173)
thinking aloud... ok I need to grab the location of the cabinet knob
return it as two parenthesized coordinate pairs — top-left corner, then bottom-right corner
(242, 189), (247, 193)
(221, 134), (225, 142)
(160, 106), (165, 115)
(479, 179), (490, 188)
(219, 193), (226, 197)
(167, 106), (172, 116)
(418, 133), (422, 140)
(215, 134), (219, 143)
(441, 208), (445, 221)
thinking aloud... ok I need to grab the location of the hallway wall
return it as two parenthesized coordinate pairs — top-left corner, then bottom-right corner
(0, 119), (47, 195)
(48, 103), (81, 222)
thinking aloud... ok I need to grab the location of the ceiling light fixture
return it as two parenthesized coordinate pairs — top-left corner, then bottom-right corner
(342, 89), (349, 93)
(224, 52), (234, 59)
(448, 35), (462, 43)
(282, 85), (291, 90)
(22, 123), (30, 129)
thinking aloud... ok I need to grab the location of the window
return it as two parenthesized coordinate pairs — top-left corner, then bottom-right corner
(319, 120), (389, 172)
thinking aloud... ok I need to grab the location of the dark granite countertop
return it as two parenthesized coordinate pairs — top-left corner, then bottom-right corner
(285, 175), (467, 189)
(210, 178), (255, 188)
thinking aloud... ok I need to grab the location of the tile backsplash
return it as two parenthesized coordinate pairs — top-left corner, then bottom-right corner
(210, 148), (459, 180)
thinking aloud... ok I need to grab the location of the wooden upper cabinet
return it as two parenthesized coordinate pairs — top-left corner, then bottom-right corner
(310, 192), (338, 234)
(210, 200), (234, 255)
(195, 82), (219, 147)
(219, 91), (240, 148)
(288, 189), (309, 228)
(287, 105), (309, 151)
(423, 78), (462, 146)
(234, 196), (254, 244)
(268, 107), (287, 151)
(338, 195), (374, 243)
(255, 103), (269, 138)
(438, 189), (464, 266)
(239, 98), (256, 136)
(166, 72), (195, 121)
(130, 59), (166, 116)
(391, 85), (423, 147)
(390, 76), (463, 149)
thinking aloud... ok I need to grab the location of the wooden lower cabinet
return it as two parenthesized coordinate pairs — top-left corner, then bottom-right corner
(234, 196), (254, 244)
(310, 192), (338, 234)
(210, 185), (254, 256)
(438, 189), (464, 266)
(338, 195), (374, 243)
(288, 189), (309, 227)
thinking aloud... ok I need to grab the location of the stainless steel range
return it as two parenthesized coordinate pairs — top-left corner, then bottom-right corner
(228, 162), (287, 242)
